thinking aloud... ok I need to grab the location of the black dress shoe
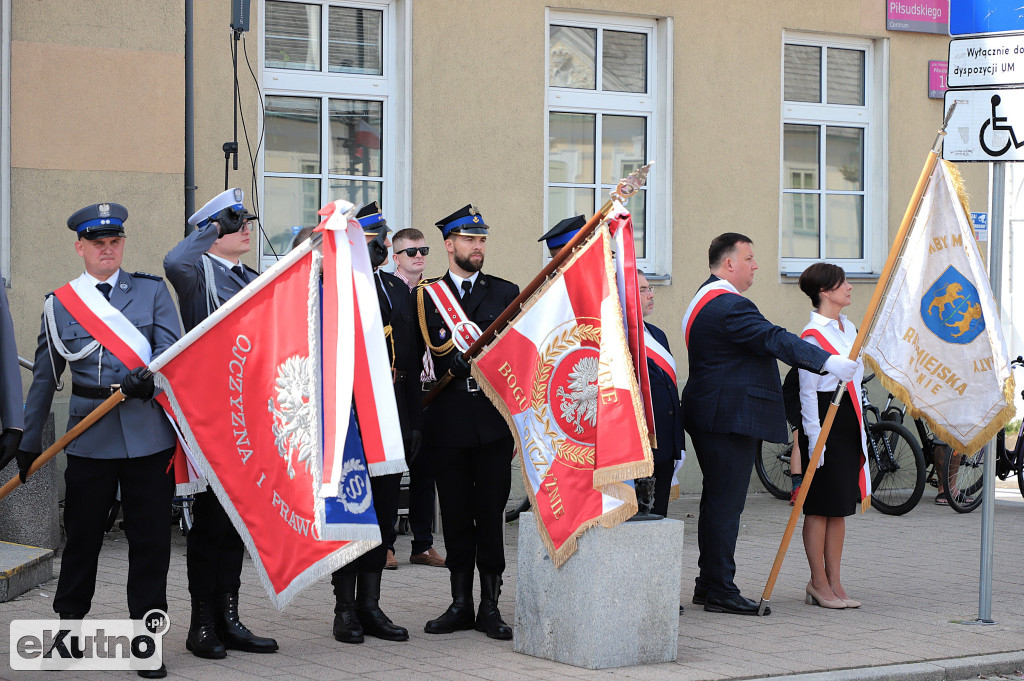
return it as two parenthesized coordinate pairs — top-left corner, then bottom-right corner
(691, 593), (706, 606)
(703, 594), (770, 616)
(138, 664), (166, 679)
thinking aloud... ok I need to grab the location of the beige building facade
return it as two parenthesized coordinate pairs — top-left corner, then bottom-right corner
(2, 1), (986, 491)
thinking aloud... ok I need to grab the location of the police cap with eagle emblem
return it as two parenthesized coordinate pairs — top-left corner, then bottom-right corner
(67, 202), (128, 240)
(356, 201), (389, 238)
(436, 204), (488, 239)
(188, 187), (256, 229)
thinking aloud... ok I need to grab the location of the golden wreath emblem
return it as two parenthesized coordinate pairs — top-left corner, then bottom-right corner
(531, 319), (601, 471)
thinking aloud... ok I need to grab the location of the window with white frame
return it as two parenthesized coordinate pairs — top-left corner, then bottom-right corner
(546, 12), (670, 272)
(260, 0), (405, 265)
(780, 33), (885, 275)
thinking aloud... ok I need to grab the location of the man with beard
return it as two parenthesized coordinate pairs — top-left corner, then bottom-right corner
(329, 201), (411, 645)
(416, 205), (519, 640)
(164, 188), (278, 659)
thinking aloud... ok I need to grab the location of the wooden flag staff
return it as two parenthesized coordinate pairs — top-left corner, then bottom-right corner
(422, 163), (652, 407)
(757, 102), (960, 616)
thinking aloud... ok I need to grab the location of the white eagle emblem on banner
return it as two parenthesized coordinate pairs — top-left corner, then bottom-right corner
(267, 355), (317, 479)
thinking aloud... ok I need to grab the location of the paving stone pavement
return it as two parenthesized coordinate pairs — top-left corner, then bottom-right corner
(2, 489), (1024, 681)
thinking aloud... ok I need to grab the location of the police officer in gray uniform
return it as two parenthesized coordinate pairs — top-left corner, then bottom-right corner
(20, 203), (179, 679)
(164, 188), (278, 659)
(0, 277), (25, 479)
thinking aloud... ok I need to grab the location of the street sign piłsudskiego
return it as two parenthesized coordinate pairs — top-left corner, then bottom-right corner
(943, 89), (1024, 162)
(948, 35), (1024, 88)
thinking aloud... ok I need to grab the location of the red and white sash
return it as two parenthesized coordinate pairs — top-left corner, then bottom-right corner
(422, 278), (482, 353)
(800, 327), (871, 505)
(643, 327), (677, 387)
(53, 275), (199, 484)
(682, 279), (740, 347)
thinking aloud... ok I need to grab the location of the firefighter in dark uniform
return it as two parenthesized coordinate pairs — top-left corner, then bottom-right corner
(20, 203), (179, 679)
(164, 188), (278, 658)
(330, 202), (413, 644)
(417, 205), (519, 640)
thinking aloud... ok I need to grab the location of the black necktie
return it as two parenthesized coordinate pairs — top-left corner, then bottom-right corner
(231, 265), (244, 279)
(461, 280), (472, 299)
(96, 283), (112, 301)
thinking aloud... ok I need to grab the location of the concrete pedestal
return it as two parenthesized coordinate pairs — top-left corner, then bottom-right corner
(513, 512), (683, 669)
(0, 412), (61, 551)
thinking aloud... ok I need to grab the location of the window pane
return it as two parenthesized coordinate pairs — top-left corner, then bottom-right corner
(781, 193), (820, 258)
(329, 179), (381, 209)
(825, 126), (863, 190)
(827, 48), (865, 106)
(783, 124), (819, 190)
(784, 44), (821, 103)
(549, 113), (595, 183)
(264, 177), (322, 256)
(550, 25), (596, 89)
(825, 195), (863, 258)
(329, 6), (382, 75)
(266, 1), (320, 71)
(548, 187), (595, 228)
(601, 115), (646, 185)
(602, 30), (646, 93)
(265, 96), (321, 174)
(329, 99), (382, 177)
(625, 189), (646, 259)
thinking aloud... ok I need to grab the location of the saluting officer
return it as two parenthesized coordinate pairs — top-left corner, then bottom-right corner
(417, 204), (519, 640)
(330, 202), (413, 644)
(20, 203), (179, 679)
(164, 188), (278, 658)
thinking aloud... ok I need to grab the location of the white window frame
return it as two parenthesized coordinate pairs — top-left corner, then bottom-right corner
(545, 10), (672, 278)
(258, 0), (410, 270)
(779, 32), (888, 277)
(1, 0), (10, 283)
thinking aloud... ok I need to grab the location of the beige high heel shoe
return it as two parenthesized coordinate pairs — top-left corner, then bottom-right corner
(805, 582), (847, 609)
(839, 597), (861, 608)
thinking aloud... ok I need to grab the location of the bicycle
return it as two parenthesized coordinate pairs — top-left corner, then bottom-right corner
(942, 356), (1024, 513)
(755, 373), (925, 515)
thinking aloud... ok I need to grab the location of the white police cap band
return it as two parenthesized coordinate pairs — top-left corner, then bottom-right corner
(188, 187), (246, 228)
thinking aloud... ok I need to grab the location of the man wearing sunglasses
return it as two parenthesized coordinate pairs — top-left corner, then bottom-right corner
(387, 228), (446, 570)
(164, 188), (278, 659)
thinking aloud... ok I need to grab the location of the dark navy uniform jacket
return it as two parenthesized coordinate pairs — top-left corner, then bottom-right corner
(645, 322), (684, 465)
(681, 275), (830, 444)
(376, 270), (423, 439)
(417, 272), (519, 448)
(22, 271), (181, 458)
(0, 281), (23, 431)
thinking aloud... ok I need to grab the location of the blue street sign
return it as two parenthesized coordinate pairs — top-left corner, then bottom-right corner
(950, 0), (1024, 35)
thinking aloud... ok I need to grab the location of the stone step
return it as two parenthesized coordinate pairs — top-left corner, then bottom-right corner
(0, 540), (54, 602)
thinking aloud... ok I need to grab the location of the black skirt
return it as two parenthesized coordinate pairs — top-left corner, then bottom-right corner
(798, 390), (863, 518)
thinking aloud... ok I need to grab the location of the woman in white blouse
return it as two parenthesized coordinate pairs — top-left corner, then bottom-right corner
(796, 263), (868, 610)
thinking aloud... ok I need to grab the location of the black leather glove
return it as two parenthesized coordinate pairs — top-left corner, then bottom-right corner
(215, 207), (247, 236)
(408, 429), (422, 464)
(0, 428), (22, 472)
(15, 450), (38, 483)
(121, 367), (155, 400)
(451, 353), (472, 380)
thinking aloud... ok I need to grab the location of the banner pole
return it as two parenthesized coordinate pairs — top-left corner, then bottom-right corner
(422, 163), (651, 407)
(0, 390), (126, 501)
(757, 103), (959, 616)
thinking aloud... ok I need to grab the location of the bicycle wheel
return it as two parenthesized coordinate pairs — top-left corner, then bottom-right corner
(943, 446), (984, 513)
(868, 421), (926, 515)
(505, 497), (530, 523)
(755, 438), (793, 500)
(1017, 448), (1024, 501)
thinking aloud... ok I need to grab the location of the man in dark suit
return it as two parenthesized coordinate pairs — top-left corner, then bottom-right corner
(330, 202), (411, 645)
(164, 188), (278, 658)
(680, 233), (857, 616)
(637, 272), (684, 517)
(417, 204), (519, 640)
(22, 202), (179, 678)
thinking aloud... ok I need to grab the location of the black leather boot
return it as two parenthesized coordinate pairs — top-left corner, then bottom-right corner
(185, 599), (226, 659)
(332, 572), (363, 644)
(424, 572), (475, 634)
(356, 571), (408, 641)
(475, 574), (512, 640)
(215, 592), (278, 653)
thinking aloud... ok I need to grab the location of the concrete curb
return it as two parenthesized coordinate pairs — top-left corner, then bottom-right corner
(744, 651), (1024, 681)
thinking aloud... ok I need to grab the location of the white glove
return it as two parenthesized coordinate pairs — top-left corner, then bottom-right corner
(823, 355), (858, 382)
(808, 439), (826, 468)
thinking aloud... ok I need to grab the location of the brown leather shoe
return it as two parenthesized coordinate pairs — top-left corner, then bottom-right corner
(384, 549), (398, 570)
(410, 548), (446, 567)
